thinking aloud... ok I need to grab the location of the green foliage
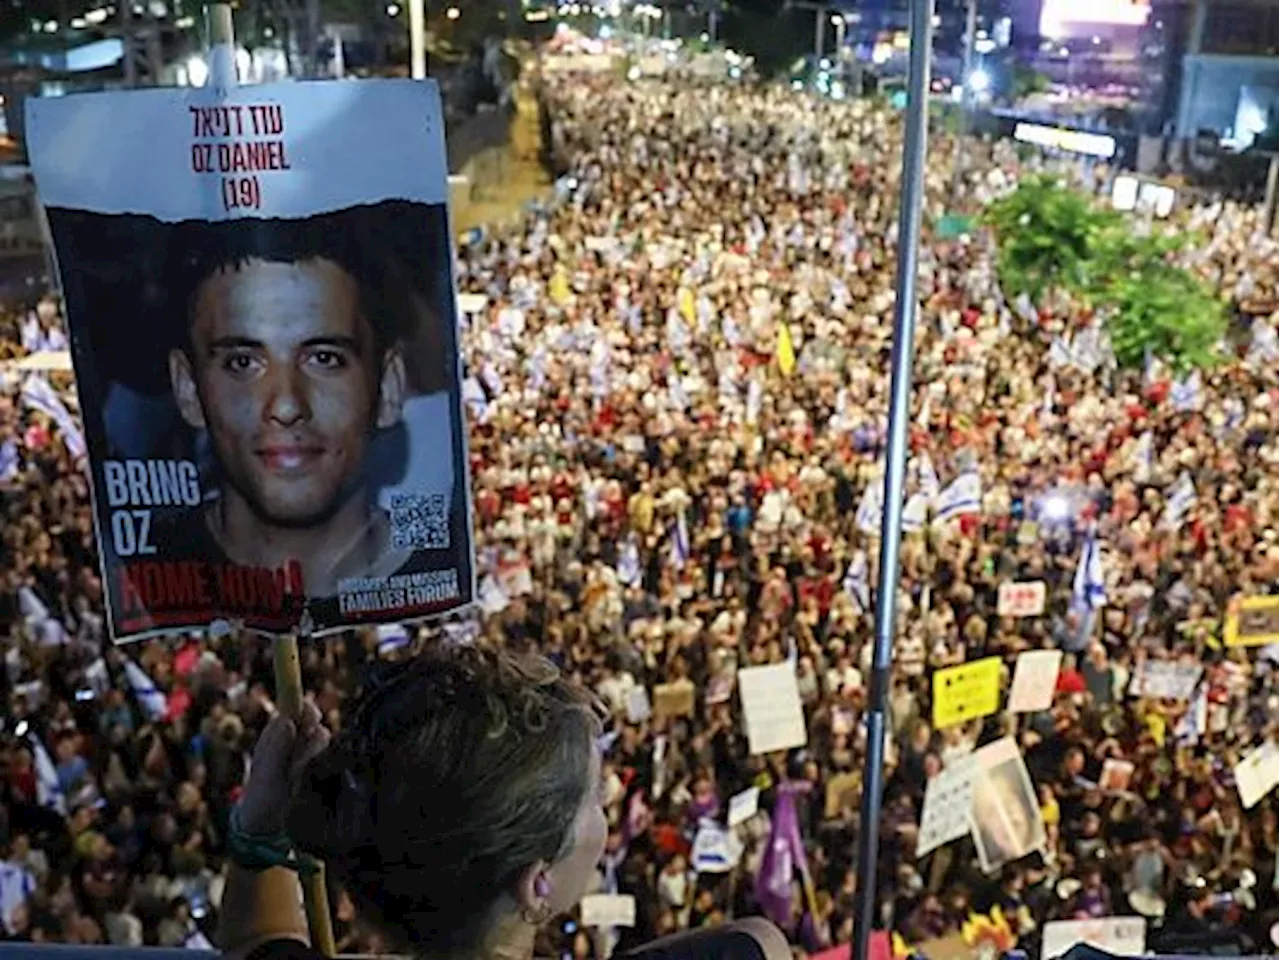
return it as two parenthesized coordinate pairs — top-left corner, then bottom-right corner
(984, 176), (1228, 375)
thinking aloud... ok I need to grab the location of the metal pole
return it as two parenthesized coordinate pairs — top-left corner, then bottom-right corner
(949, 0), (976, 199)
(121, 0), (137, 86)
(851, 0), (932, 952)
(834, 15), (845, 59)
(409, 0), (427, 79)
(814, 7), (825, 61)
(1265, 152), (1278, 236)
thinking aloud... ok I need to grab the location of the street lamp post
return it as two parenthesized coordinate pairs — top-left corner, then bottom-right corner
(832, 13), (846, 57)
(408, 0), (426, 79)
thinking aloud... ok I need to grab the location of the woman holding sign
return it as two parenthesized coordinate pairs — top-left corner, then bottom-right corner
(217, 644), (789, 960)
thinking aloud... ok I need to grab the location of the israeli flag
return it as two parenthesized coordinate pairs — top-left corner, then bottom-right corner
(843, 549), (870, 614)
(31, 733), (67, 815)
(1175, 682), (1208, 745)
(1048, 337), (1073, 370)
(913, 453), (941, 500)
(1013, 291), (1038, 323)
(1162, 472), (1198, 530)
(123, 658), (168, 722)
(1071, 532), (1107, 615)
(855, 477), (884, 535)
(668, 374), (689, 412)
(461, 375), (489, 422)
(617, 537), (641, 586)
(669, 509), (690, 570)
(745, 377), (762, 425)
(933, 470), (981, 525)
(1170, 371), (1202, 412)
(21, 375), (86, 459)
(902, 492), (929, 532)
(375, 623), (411, 655)
(692, 818), (743, 874)
(0, 439), (18, 483)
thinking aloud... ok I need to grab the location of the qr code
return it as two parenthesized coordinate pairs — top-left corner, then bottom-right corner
(389, 494), (449, 550)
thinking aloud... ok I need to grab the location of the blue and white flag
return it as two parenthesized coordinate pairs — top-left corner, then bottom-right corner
(1013, 292), (1038, 323)
(902, 492), (929, 532)
(668, 373), (689, 412)
(375, 623), (411, 655)
(913, 453), (940, 501)
(745, 377), (762, 425)
(461, 375), (489, 422)
(617, 537), (641, 586)
(843, 549), (870, 614)
(669, 509), (690, 571)
(1071, 532), (1107, 615)
(855, 476), (884, 535)
(1174, 682), (1208, 745)
(20, 375), (86, 459)
(1170, 370), (1202, 412)
(0, 440), (19, 484)
(31, 733), (67, 815)
(933, 470), (981, 525)
(123, 658), (168, 722)
(692, 817), (743, 874)
(1162, 472), (1198, 530)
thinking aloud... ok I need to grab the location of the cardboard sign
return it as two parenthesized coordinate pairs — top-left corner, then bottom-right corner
(997, 580), (1046, 617)
(1007, 650), (1062, 714)
(1224, 595), (1280, 648)
(916, 754), (979, 857)
(728, 786), (760, 827)
(1042, 918), (1146, 959)
(579, 893), (636, 928)
(27, 79), (475, 639)
(824, 771), (861, 818)
(1128, 661), (1202, 701)
(653, 680), (696, 719)
(1234, 740), (1280, 810)
(933, 657), (1002, 729)
(737, 662), (808, 755)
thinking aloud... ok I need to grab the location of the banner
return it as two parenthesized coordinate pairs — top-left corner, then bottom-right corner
(1042, 918), (1146, 959)
(1128, 660), (1202, 701)
(27, 79), (475, 640)
(916, 753), (979, 857)
(933, 657), (1002, 729)
(1224, 594), (1280, 648)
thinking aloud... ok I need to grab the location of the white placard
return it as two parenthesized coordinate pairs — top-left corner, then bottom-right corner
(1128, 661), (1202, 701)
(1042, 917), (1146, 959)
(728, 786), (760, 827)
(737, 662), (808, 755)
(625, 686), (652, 725)
(1007, 650), (1063, 713)
(1235, 740), (1280, 810)
(580, 893), (636, 929)
(916, 753), (979, 857)
(456, 293), (488, 314)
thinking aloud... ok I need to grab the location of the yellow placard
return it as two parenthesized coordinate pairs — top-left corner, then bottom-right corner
(776, 322), (796, 377)
(677, 287), (696, 324)
(932, 657), (1002, 729)
(1224, 595), (1279, 648)
(548, 270), (570, 307)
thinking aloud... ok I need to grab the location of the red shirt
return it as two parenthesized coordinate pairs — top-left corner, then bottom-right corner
(1056, 669), (1086, 694)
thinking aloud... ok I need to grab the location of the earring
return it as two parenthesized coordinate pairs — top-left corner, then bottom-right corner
(520, 902), (554, 927)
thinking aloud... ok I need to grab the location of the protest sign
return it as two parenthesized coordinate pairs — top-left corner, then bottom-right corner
(969, 737), (1045, 873)
(691, 818), (743, 873)
(728, 786), (761, 827)
(653, 679), (696, 719)
(933, 657), (1002, 728)
(1007, 650), (1062, 713)
(1234, 740), (1280, 810)
(579, 893), (636, 928)
(824, 771), (861, 818)
(916, 754), (979, 857)
(1224, 594), (1280, 648)
(27, 79), (474, 640)
(1042, 918), (1146, 959)
(1098, 758), (1135, 792)
(997, 580), (1046, 617)
(737, 662), (807, 754)
(1128, 660), (1202, 701)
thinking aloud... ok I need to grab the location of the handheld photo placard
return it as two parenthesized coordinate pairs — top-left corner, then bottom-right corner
(25, 24), (475, 642)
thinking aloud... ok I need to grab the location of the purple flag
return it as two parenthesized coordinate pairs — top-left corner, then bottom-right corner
(754, 780), (811, 928)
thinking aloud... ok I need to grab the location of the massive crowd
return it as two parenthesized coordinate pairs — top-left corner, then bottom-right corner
(0, 68), (1278, 960)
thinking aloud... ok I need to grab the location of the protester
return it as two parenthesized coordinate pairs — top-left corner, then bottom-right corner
(0, 67), (1276, 959)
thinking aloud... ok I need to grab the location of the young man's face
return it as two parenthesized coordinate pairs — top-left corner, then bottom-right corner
(170, 257), (404, 527)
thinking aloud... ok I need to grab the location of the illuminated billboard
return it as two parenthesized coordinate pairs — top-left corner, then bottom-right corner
(1040, 0), (1150, 37)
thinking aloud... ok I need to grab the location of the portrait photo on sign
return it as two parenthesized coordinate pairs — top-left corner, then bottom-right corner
(45, 200), (472, 637)
(969, 737), (1046, 873)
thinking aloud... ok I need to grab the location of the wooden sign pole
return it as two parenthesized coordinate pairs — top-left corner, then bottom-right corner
(203, 6), (336, 955)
